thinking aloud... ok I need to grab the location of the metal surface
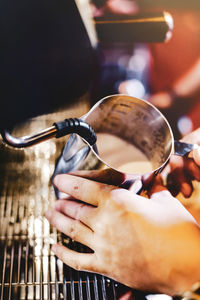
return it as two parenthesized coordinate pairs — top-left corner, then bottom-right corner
(84, 95), (174, 173)
(1, 118), (97, 149)
(0, 107), (147, 300)
(174, 140), (196, 157)
(94, 11), (173, 43)
(54, 95), (175, 190)
(1, 126), (57, 148)
(0, 126), (61, 300)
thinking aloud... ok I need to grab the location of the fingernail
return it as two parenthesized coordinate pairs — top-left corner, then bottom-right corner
(45, 209), (53, 219)
(181, 182), (192, 198)
(193, 147), (200, 166)
(53, 176), (58, 186)
(51, 244), (57, 253)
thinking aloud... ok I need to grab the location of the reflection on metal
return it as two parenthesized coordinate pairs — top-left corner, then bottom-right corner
(0, 125), (61, 299)
(95, 11), (173, 33)
(95, 16), (167, 24)
(1, 126), (57, 148)
(163, 12), (174, 41)
(1, 118), (97, 149)
(94, 11), (174, 43)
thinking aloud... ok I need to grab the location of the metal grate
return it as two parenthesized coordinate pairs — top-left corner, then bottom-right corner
(0, 108), (147, 300)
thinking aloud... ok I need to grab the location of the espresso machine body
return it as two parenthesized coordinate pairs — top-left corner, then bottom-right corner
(0, 0), (98, 130)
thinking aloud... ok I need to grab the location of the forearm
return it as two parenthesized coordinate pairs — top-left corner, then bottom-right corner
(149, 59), (200, 109)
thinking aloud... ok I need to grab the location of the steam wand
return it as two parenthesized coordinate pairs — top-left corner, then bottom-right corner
(1, 118), (97, 148)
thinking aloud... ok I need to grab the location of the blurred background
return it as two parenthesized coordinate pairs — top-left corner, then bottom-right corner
(1, 0), (200, 139)
(92, 0), (200, 139)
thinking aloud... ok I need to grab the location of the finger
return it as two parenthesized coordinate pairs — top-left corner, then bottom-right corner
(169, 155), (184, 171)
(180, 181), (193, 198)
(181, 128), (200, 145)
(167, 169), (193, 198)
(193, 147), (200, 166)
(55, 199), (95, 228)
(123, 179), (143, 193)
(45, 209), (94, 248)
(167, 173), (180, 196)
(184, 158), (200, 181)
(69, 169), (125, 186)
(118, 290), (135, 300)
(148, 175), (167, 196)
(53, 174), (115, 206)
(52, 243), (97, 272)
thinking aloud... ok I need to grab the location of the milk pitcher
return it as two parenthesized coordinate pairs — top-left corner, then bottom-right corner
(52, 94), (197, 194)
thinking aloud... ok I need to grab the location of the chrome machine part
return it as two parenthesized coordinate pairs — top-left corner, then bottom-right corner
(94, 11), (174, 43)
(1, 118), (96, 149)
(77, 0), (174, 44)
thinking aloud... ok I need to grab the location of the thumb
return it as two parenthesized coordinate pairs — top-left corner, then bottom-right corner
(148, 174), (168, 196)
(193, 146), (200, 166)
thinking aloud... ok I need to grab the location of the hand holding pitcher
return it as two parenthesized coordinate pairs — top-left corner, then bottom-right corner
(46, 168), (200, 297)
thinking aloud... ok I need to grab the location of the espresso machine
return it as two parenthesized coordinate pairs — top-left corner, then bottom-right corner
(0, 1), (174, 299)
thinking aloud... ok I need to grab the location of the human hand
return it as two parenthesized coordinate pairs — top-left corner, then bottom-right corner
(54, 168), (126, 199)
(167, 128), (200, 197)
(45, 173), (200, 296)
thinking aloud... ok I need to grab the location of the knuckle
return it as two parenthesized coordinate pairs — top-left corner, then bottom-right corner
(54, 245), (66, 262)
(73, 261), (82, 271)
(74, 203), (84, 220)
(94, 255), (106, 274)
(68, 221), (79, 239)
(92, 217), (103, 232)
(49, 214), (58, 227)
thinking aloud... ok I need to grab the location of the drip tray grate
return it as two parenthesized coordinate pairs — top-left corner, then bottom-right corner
(0, 112), (147, 300)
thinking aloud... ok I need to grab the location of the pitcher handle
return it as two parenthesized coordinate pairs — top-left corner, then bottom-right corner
(174, 140), (199, 157)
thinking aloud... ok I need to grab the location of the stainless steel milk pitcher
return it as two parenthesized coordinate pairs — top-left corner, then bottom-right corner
(52, 95), (198, 193)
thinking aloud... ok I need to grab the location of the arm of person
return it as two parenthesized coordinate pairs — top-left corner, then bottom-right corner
(149, 58), (200, 109)
(45, 172), (200, 297)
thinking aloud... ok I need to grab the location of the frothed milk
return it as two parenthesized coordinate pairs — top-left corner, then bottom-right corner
(96, 133), (153, 174)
